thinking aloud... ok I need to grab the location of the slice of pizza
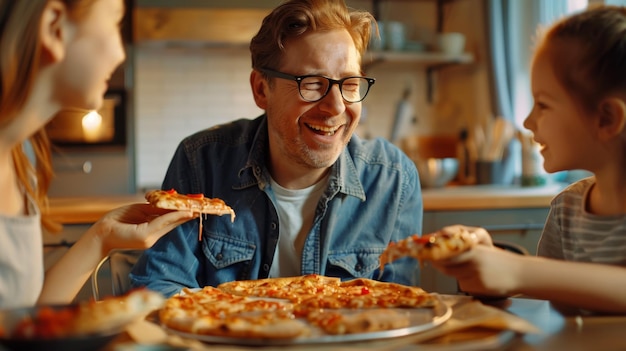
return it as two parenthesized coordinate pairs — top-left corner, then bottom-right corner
(379, 226), (479, 273)
(10, 289), (165, 338)
(307, 309), (411, 335)
(145, 189), (236, 241)
(217, 274), (341, 302)
(294, 277), (437, 314)
(159, 286), (310, 339)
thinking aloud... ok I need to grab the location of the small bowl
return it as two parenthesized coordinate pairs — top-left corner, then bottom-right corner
(415, 157), (459, 188)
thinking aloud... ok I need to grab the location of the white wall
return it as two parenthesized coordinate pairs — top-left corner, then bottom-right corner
(135, 46), (263, 188)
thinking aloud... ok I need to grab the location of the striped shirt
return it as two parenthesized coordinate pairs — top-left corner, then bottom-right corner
(538, 177), (626, 266)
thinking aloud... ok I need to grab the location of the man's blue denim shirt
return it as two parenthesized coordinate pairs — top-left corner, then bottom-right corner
(130, 115), (424, 297)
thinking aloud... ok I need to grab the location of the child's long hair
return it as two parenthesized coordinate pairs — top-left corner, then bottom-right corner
(534, 6), (626, 115)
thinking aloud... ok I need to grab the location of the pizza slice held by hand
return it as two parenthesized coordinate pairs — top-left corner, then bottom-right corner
(145, 189), (236, 241)
(380, 226), (479, 273)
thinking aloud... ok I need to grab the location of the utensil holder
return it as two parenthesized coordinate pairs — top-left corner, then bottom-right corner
(475, 160), (505, 185)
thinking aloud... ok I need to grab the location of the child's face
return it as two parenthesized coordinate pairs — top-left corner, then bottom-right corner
(524, 49), (598, 174)
(54, 0), (126, 112)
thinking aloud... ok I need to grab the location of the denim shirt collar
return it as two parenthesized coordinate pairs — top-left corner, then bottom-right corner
(235, 115), (366, 202)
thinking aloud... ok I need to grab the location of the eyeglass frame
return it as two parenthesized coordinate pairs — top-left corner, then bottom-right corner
(258, 68), (376, 103)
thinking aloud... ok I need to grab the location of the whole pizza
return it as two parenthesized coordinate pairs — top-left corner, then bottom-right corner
(158, 274), (441, 340)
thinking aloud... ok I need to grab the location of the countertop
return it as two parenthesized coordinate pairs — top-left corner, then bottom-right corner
(47, 184), (564, 225)
(421, 183), (563, 211)
(48, 194), (146, 224)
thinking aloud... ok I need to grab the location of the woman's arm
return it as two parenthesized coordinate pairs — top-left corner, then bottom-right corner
(38, 203), (195, 304)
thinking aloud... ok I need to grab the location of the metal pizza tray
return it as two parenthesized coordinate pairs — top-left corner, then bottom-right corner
(159, 294), (452, 346)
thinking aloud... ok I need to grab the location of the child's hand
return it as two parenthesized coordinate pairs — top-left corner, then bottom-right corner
(439, 225), (494, 247)
(431, 239), (525, 297)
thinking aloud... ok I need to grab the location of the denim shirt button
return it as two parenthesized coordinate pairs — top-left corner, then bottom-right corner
(263, 264), (270, 271)
(355, 264), (363, 272)
(216, 253), (223, 260)
(270, 222), (277, 230)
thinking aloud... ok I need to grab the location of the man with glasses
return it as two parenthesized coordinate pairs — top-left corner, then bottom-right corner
(130, 0), (424, 296)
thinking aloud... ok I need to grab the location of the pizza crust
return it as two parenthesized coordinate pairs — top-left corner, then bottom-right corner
(309, 309), (411, 335)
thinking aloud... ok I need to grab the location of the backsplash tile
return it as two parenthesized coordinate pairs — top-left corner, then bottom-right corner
(135, 46), (263, 188)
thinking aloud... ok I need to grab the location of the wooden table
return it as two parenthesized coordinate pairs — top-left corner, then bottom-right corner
(497, 298), (626, 351)
(104, 296), (626, 351)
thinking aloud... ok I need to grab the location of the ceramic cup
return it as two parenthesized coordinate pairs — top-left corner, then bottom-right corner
(438, 32), (465, 55)
(386, 21), (406, 51)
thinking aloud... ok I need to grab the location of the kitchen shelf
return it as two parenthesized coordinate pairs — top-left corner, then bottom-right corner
(363, 50), (473, 68)
(371, 0), (458, 32)
(364, 51), (474, 102)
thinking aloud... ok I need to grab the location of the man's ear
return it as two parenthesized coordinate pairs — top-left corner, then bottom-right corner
(39, 0), (67, 64)
(596, 97), (626, 140)
(250, 69), (269, 110)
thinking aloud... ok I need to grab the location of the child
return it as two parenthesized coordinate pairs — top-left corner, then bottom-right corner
(0, 0), (195, 308)
(433, 6), (626, 314)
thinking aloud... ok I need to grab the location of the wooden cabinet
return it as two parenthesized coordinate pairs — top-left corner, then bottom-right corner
(419, 207), (550, 293)
(133, 7), (270, 45)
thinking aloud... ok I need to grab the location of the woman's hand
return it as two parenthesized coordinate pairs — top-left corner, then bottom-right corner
(90, 203), (197, 254)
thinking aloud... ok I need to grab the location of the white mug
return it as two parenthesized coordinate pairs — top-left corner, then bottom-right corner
(438, 32), (465, 55)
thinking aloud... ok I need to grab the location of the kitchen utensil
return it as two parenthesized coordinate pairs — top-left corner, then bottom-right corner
(487, 117), (515, 161)
(476, 117), (515, 161)
(390, 85), (415, 144)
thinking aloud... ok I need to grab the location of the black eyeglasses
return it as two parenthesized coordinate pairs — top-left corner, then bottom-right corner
(259, 68), (376, 103)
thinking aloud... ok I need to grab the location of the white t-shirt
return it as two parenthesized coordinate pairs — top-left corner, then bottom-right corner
(0, 192), (43, 308)
(269, 176), (328, 277)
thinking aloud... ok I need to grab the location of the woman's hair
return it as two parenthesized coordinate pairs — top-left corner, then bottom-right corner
(250, 0), (374, 74)
(0, 0), (98, 231)
(534, 6), (626, 114)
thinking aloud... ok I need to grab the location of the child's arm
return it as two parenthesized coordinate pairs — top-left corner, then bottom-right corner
(434, 245), (626, 314)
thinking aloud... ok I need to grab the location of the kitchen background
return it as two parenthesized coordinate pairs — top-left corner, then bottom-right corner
(48, 0), (497, 196)
(50, 0), (492, 197)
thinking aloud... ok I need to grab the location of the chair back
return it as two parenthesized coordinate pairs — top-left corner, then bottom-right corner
(493, 240), (529, 256)
(91, 249), (144, 300)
